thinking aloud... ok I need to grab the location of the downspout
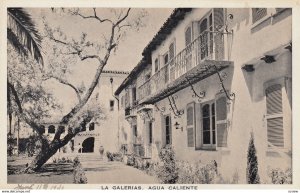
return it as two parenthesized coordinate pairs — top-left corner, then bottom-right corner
(110, 77), (120, 150)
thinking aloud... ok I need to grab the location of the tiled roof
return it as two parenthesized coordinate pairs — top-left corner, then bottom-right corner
(142, 8), (192, 57)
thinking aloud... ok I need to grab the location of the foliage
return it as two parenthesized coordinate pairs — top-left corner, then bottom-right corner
(177, 160), (218, 184)
(156, 145), (178, 184)
(7, 7), (147, 171)
(268, 168), (292, 184)
(7, 8), (43, 64)
(106, 151), (123, 162)
(52, 156), (73, 164)
(7, 133), (15, 156)
(246, 132), (260, 184)
(73, 157), (87, 184)
(26, 134), (40, 157)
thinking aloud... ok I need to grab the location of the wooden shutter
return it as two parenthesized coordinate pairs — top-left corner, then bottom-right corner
(266, 84), (284, 147)
(215, 96), (227, 147)
(266, 84), (282, 114)
(213, 8), (225, 60)
(186, 103), (195, 147)
(169, 42), (176, 81)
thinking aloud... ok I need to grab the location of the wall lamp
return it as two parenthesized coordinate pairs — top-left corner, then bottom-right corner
(174, 122), (183, 132)
(242, 64), (255, 72)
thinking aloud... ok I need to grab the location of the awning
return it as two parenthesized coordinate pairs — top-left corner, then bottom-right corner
(139, 60), (233, 105)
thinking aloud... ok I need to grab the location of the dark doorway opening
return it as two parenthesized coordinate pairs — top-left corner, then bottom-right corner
(82, 137), (95, 153)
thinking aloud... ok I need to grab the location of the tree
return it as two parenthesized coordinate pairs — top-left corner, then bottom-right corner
(7, 8), (147, 173)
(246, 132), (260, 184)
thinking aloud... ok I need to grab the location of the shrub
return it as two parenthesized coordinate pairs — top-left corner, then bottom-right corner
(246, 132), (260, 184)
(73, 157), (87, 184)
(268, 168), (292, 184)
(177, 160), (218, 184)
(156, 145), (178, 184)
(106, 151), (113, 161)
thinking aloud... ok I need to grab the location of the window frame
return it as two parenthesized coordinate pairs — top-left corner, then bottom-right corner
(201, 100), (216, 150)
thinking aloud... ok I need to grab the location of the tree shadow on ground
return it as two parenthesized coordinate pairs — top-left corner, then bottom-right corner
(8, 162), (73, 176)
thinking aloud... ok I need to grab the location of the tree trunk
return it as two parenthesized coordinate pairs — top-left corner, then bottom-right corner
(25, 138), (64, 173)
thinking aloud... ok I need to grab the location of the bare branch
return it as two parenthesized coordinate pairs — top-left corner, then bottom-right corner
(114, 8), (131, 27)
(43, 76), (81, 102)
(71, 8), (113, 24)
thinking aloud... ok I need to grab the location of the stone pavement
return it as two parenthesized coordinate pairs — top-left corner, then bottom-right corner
(80, 156), (158, 184)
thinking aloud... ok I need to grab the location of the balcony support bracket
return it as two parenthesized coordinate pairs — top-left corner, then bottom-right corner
(167, 93), (184, 118)
(207, 64), (235, 102)
(185, 77), (206, 102)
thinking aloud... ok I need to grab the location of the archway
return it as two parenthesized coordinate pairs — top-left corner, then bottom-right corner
(82, 137), (95, 153)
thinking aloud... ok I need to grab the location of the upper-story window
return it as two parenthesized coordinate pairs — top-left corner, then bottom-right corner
(89, 122), (95, 131)
(109, 100), (115, 111)
(164, 52), (169, 65)
(154, 58), (159, 73)
(121, 96), (124, 108)
(48, 125), (55, 134)
(40, 125), (45, 134)
(185, 26), (192, 46)
(252, 8), (267, 24)
(132, 87), (137, 104)
(199, 12), (213, 60)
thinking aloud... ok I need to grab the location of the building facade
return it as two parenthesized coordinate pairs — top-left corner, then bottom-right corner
(115, 8), (292, 182)
(10, 70), (128, 157)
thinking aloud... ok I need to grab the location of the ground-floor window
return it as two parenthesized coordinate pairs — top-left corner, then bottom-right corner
(165, 115), (172, 145)
(202, 101), (216, 147)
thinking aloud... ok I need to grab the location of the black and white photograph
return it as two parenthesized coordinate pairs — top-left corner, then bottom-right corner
(2, 1), (299, 189)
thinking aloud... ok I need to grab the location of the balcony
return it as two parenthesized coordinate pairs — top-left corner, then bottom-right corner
(138, 31), (233, 104)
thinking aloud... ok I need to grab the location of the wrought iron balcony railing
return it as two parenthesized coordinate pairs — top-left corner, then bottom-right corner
(137, 30), (229, 102)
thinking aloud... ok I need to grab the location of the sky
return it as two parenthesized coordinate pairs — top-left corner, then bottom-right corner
(26, 8), (173, 115)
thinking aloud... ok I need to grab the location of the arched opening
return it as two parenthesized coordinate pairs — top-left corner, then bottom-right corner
(82, 137), (95, 153)
(48, 125), (55, 134)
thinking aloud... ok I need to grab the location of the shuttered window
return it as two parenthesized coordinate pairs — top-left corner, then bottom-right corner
(252, 8), (267, 24)
(216, 96), (227, 147)
(187, 103), (195, 147)
(266, 84), (284, 147)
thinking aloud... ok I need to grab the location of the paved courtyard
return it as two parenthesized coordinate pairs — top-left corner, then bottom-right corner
(7, 155), (158, 184)
(80, 156), (158, 184)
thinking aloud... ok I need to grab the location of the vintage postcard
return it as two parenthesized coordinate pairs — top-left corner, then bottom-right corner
(1, 0), (300, 191)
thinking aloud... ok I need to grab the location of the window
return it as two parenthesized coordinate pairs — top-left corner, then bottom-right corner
(109, 100), (115, 111)
(201, 96), (228, 149)
(154, 58), (159, 73)
(185, 26), (192, 46)
(40, 125), (45, 134)
(265, 84), (284, 148)
(133, 125), (138, 143)
(202, 102), (216, 146)
(89, 122), (95, 131)
(132, 87), (137, 104)
(252, 8), (267, 24)
(164, 53), (169, 65)
(186, 103), (195, 147)
(165, 115), (172, 145)
(149, 122), (153, 144)
(169, 41), (176, 81)
(48, 125), (55, 134)
(58, 125), (65, 133)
